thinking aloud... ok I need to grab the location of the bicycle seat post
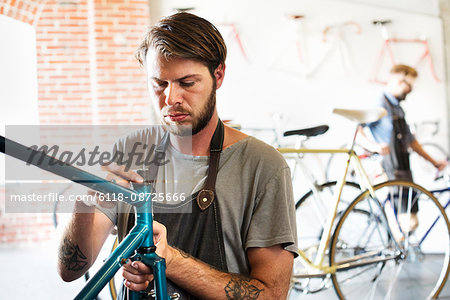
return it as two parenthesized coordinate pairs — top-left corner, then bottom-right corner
(295, 135), (307, 149)
(333, 107), (388, 156)
(373, 20), (392, 41)
(131, 168), (171, 300)
(348, 124), (359, 153)
(134, 168), (155, 250)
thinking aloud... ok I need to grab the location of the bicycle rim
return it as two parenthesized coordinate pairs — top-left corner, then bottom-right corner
(330, 180), (450, 300)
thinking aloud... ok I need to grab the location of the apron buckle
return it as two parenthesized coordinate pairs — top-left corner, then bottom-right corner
(197, 189), (214, 211)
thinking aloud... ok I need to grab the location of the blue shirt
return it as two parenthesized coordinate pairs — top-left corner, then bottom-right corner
(366, 92), (414, 146)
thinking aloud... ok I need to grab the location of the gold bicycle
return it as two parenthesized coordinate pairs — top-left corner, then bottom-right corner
(279, 108), (450, 300)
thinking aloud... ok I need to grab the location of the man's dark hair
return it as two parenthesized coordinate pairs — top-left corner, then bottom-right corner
(135, 12), (227, 76)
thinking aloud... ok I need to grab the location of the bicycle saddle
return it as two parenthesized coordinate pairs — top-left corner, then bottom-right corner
(333, 107), (387, 124)
(283, 125), (329, 138)
(372, 20), (391, 25)
(288, 14), (305, 20)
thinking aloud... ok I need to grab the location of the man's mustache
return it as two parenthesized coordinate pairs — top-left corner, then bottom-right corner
(161, 106), (190, 115)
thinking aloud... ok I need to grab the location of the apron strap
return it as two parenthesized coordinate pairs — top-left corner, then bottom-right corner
(197, 120), (224, 211)
(137, 120), (225, 211)
(383, 95), (410, 171)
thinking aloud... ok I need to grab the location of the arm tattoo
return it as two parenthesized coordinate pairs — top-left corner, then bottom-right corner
(175, 247), (263, 298)
(224, 276), (264, 299)
(174, 247), (220, 272)
(59, 237), (88, 272)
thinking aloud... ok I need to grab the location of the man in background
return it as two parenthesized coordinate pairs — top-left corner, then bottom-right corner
(359, 64), (447, 232)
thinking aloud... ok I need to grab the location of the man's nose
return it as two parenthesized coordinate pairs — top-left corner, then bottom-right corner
(165, 83), (182, 106)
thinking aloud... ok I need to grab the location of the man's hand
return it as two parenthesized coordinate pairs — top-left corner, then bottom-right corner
(376, 143), (390, 155)
(434, 160), (448, 171)
(122, 221), (176, 291)
(410, 140), (448, 172)
(122, 260), (153, 291)
(87, 163), (144, 208)
(102, 163), (144, 188)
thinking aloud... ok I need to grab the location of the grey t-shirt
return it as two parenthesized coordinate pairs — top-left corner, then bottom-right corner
(98, 127), (298, 276)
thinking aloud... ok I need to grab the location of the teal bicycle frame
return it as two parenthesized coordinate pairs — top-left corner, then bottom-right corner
(1, 135), (171, 300)
(75, 184), (169, 300)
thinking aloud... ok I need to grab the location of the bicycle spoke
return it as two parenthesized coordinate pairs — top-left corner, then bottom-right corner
(330, 180), (450, 300)
(383, 261), (404, 300)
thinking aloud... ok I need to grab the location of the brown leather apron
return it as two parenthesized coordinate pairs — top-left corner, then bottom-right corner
(383, 95), (412, 179)
(118, 120), (228, 299)
(382, 95), (417, 213)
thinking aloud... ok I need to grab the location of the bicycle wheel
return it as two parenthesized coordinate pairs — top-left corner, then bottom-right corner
(330, 180), (450, 300)
(291, 181), (361, 293)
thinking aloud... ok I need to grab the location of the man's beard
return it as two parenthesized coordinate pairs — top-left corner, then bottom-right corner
(162, 83), (216, 136)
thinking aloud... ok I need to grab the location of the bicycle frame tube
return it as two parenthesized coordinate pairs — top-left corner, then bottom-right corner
(1, 136), (170, 300)
(75, 221), (150, 300)
(279, 147), (351, 271)
(314, 149), (353, 266)
(75, 205), (170, 299)
(1, 136), (141, 207)
(279, 146), (360, 267)
(349, 153), (377, 197)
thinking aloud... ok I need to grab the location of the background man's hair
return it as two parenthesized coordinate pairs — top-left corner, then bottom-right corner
(135, 12), (227, 76)
(389, 64), (418, 78)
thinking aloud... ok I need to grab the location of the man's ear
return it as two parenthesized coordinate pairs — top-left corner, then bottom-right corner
(214, 63), (226, 89)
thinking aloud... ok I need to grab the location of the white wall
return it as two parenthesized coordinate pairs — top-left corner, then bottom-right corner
(149, 0), (448, 162)
(0, 15), (39, 185)
(0, 15), (39, 128)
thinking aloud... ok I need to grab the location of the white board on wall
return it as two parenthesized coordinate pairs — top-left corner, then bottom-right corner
(0, 14), (39, 128)
(0, 15), (39, 185)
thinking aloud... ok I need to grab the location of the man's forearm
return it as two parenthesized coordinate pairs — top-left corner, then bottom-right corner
(57, 201), (97, 281)
(410, 139), (437, 166)
(166, 247), (285, 300)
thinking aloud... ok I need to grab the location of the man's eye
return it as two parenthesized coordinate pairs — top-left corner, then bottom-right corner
(180, 81), (195, 87)
(152, 81), (167, 89)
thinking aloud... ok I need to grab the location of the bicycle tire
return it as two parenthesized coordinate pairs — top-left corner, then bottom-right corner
(329, 180), (450, 300)
(291, 181), (361, 294)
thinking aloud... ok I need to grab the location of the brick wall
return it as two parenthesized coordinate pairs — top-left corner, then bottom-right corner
(0, 187), (55, 244)
(1, 0), (152, 244)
